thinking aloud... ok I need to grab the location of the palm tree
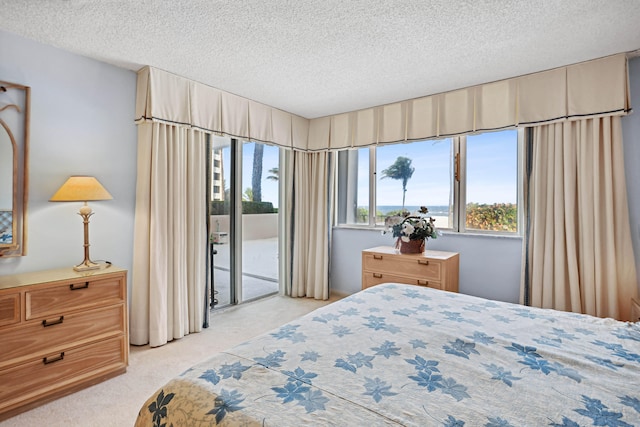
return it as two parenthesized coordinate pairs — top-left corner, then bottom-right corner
(243, 187), (253, 201)
(251, 143), (264, 202)
(381, 156), (415, 213)
(266, 167), (279, 181)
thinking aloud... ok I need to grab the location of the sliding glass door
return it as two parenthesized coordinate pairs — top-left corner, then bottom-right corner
(241, 141), (279, 301)
(209, 136), (233, 306)
(208, 137), (279, 307)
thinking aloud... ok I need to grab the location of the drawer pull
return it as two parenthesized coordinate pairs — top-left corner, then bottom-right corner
(373, 254), (383, 260)
(373, 273), (383, 278)
(417, 259), (429, 265)
(42, 316), (64, 327)
(43, 352), (65, 365)
(70, 282), (90, 290)
(417, 280), (429, 286)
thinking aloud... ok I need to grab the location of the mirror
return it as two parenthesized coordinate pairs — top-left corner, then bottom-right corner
(0, 124), (14, 244)
(0, 81), (30, 257)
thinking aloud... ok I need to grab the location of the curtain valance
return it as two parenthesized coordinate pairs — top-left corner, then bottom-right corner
(315, 54), (630, 149)
(135, 66), (310, 150)
(135, 54), (630, 152)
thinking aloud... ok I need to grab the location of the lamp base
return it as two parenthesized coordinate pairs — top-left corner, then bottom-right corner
(73, 261), (101, 272)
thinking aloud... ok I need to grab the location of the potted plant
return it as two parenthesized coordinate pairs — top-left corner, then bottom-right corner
(384, 206), (438, 254)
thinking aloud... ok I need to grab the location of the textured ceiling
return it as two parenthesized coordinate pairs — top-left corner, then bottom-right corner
(1, 1), (640, 119)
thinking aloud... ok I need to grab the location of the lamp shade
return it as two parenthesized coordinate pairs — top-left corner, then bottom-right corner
(50, 176), (113, 202)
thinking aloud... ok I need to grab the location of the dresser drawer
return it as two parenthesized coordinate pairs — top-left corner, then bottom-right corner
(0, 267), (128, 420)
(0, 335), (126, 413)
(25, 276), (124, 320)
(2, 304), (125, 368)
(362, 247), (459, 293)
(362, 270), (442, 290)
(0, 293), (20, 327)
(363, 253), (442, 280)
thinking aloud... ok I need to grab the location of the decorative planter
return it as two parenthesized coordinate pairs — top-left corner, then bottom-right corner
(396, 238), (425, 254)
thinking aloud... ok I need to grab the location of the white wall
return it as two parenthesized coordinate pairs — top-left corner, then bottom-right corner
(0, 30), (137, 277)
(332, 56), (640, 301)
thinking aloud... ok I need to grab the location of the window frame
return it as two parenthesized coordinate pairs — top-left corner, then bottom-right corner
(337, 128), (524, 236)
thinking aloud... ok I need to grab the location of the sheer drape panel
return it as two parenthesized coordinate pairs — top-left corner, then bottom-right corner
(130, 122), (207, 347)
(524, 116), (638, 320)
(187, 131), (207, 331)
(130, 123), (153, 346)
(289, 150), (335, 299)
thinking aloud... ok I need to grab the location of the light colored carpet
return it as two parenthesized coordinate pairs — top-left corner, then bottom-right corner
(1, 294), (338, 427)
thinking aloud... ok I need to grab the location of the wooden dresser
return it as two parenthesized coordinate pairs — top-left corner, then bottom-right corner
(0, 266), (128, 421)
(362, 246), (459, 292)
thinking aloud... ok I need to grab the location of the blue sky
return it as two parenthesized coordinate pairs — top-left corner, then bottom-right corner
(242, 142), (279, 208)
(359, 130), (518, 207)
(215, 130), (517, 211)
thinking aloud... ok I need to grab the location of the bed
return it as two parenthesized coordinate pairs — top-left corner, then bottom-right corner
(135, 283), (640, 426)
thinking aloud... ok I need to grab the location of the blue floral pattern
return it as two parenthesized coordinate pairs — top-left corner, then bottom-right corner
(137, 283), (640, 426)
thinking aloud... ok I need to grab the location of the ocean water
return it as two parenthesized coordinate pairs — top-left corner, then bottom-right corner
(366, 205), (450, 216)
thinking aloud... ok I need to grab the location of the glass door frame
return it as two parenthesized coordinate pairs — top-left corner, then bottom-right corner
(229, 137), (242, 305)
(207, 137), (282, 311)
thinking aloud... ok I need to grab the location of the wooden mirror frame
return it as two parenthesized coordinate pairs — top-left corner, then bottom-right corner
(0, 81), (30, 257)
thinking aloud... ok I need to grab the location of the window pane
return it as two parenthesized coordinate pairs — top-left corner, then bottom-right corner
(241, 142), (279, 301)
(338, 148), (369, 225)
(466, 130), (518, 232)
(376, 139), (452, 228)
(355, 148), (369, 224)
(210, 136), (231, 306)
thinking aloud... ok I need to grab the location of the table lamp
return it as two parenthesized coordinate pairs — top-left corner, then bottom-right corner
(50, 176), (113, 271)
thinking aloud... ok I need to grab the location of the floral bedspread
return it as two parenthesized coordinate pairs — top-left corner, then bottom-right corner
(135, 283), (640, 426)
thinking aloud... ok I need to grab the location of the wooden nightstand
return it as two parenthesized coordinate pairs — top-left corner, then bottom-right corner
(362, 246), (459, 292)
(0, 266), (128, 420)
(631, 298), (640, 323)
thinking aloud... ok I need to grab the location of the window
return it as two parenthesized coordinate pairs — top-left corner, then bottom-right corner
(337, 147), (370, 225)
(208, 137), (281, 307)
(376, 139), (453, 228)
(464, 130), (518, 232)
(337, 129), (522, 235)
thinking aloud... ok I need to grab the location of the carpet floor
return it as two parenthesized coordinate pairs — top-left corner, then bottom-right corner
(1, 294), (337, 427)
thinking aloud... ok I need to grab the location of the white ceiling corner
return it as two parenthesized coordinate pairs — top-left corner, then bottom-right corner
(1, 0), (639, 119)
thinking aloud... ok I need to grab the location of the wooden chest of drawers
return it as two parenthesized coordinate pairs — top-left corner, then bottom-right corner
(362, 246), (459, 292)
(0, 266), (128, 421)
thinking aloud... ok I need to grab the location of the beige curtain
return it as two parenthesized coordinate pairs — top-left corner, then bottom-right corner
(130, 122), (207, 347)
(310, 54), (629, 149)
(135, 66), (309, 150)
(284, 150), (335, 299)
(522, 116), (638, 321)
(138, 55), (629, 152)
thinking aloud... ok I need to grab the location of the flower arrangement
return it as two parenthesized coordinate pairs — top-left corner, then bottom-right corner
(383, 206), (437, 253)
